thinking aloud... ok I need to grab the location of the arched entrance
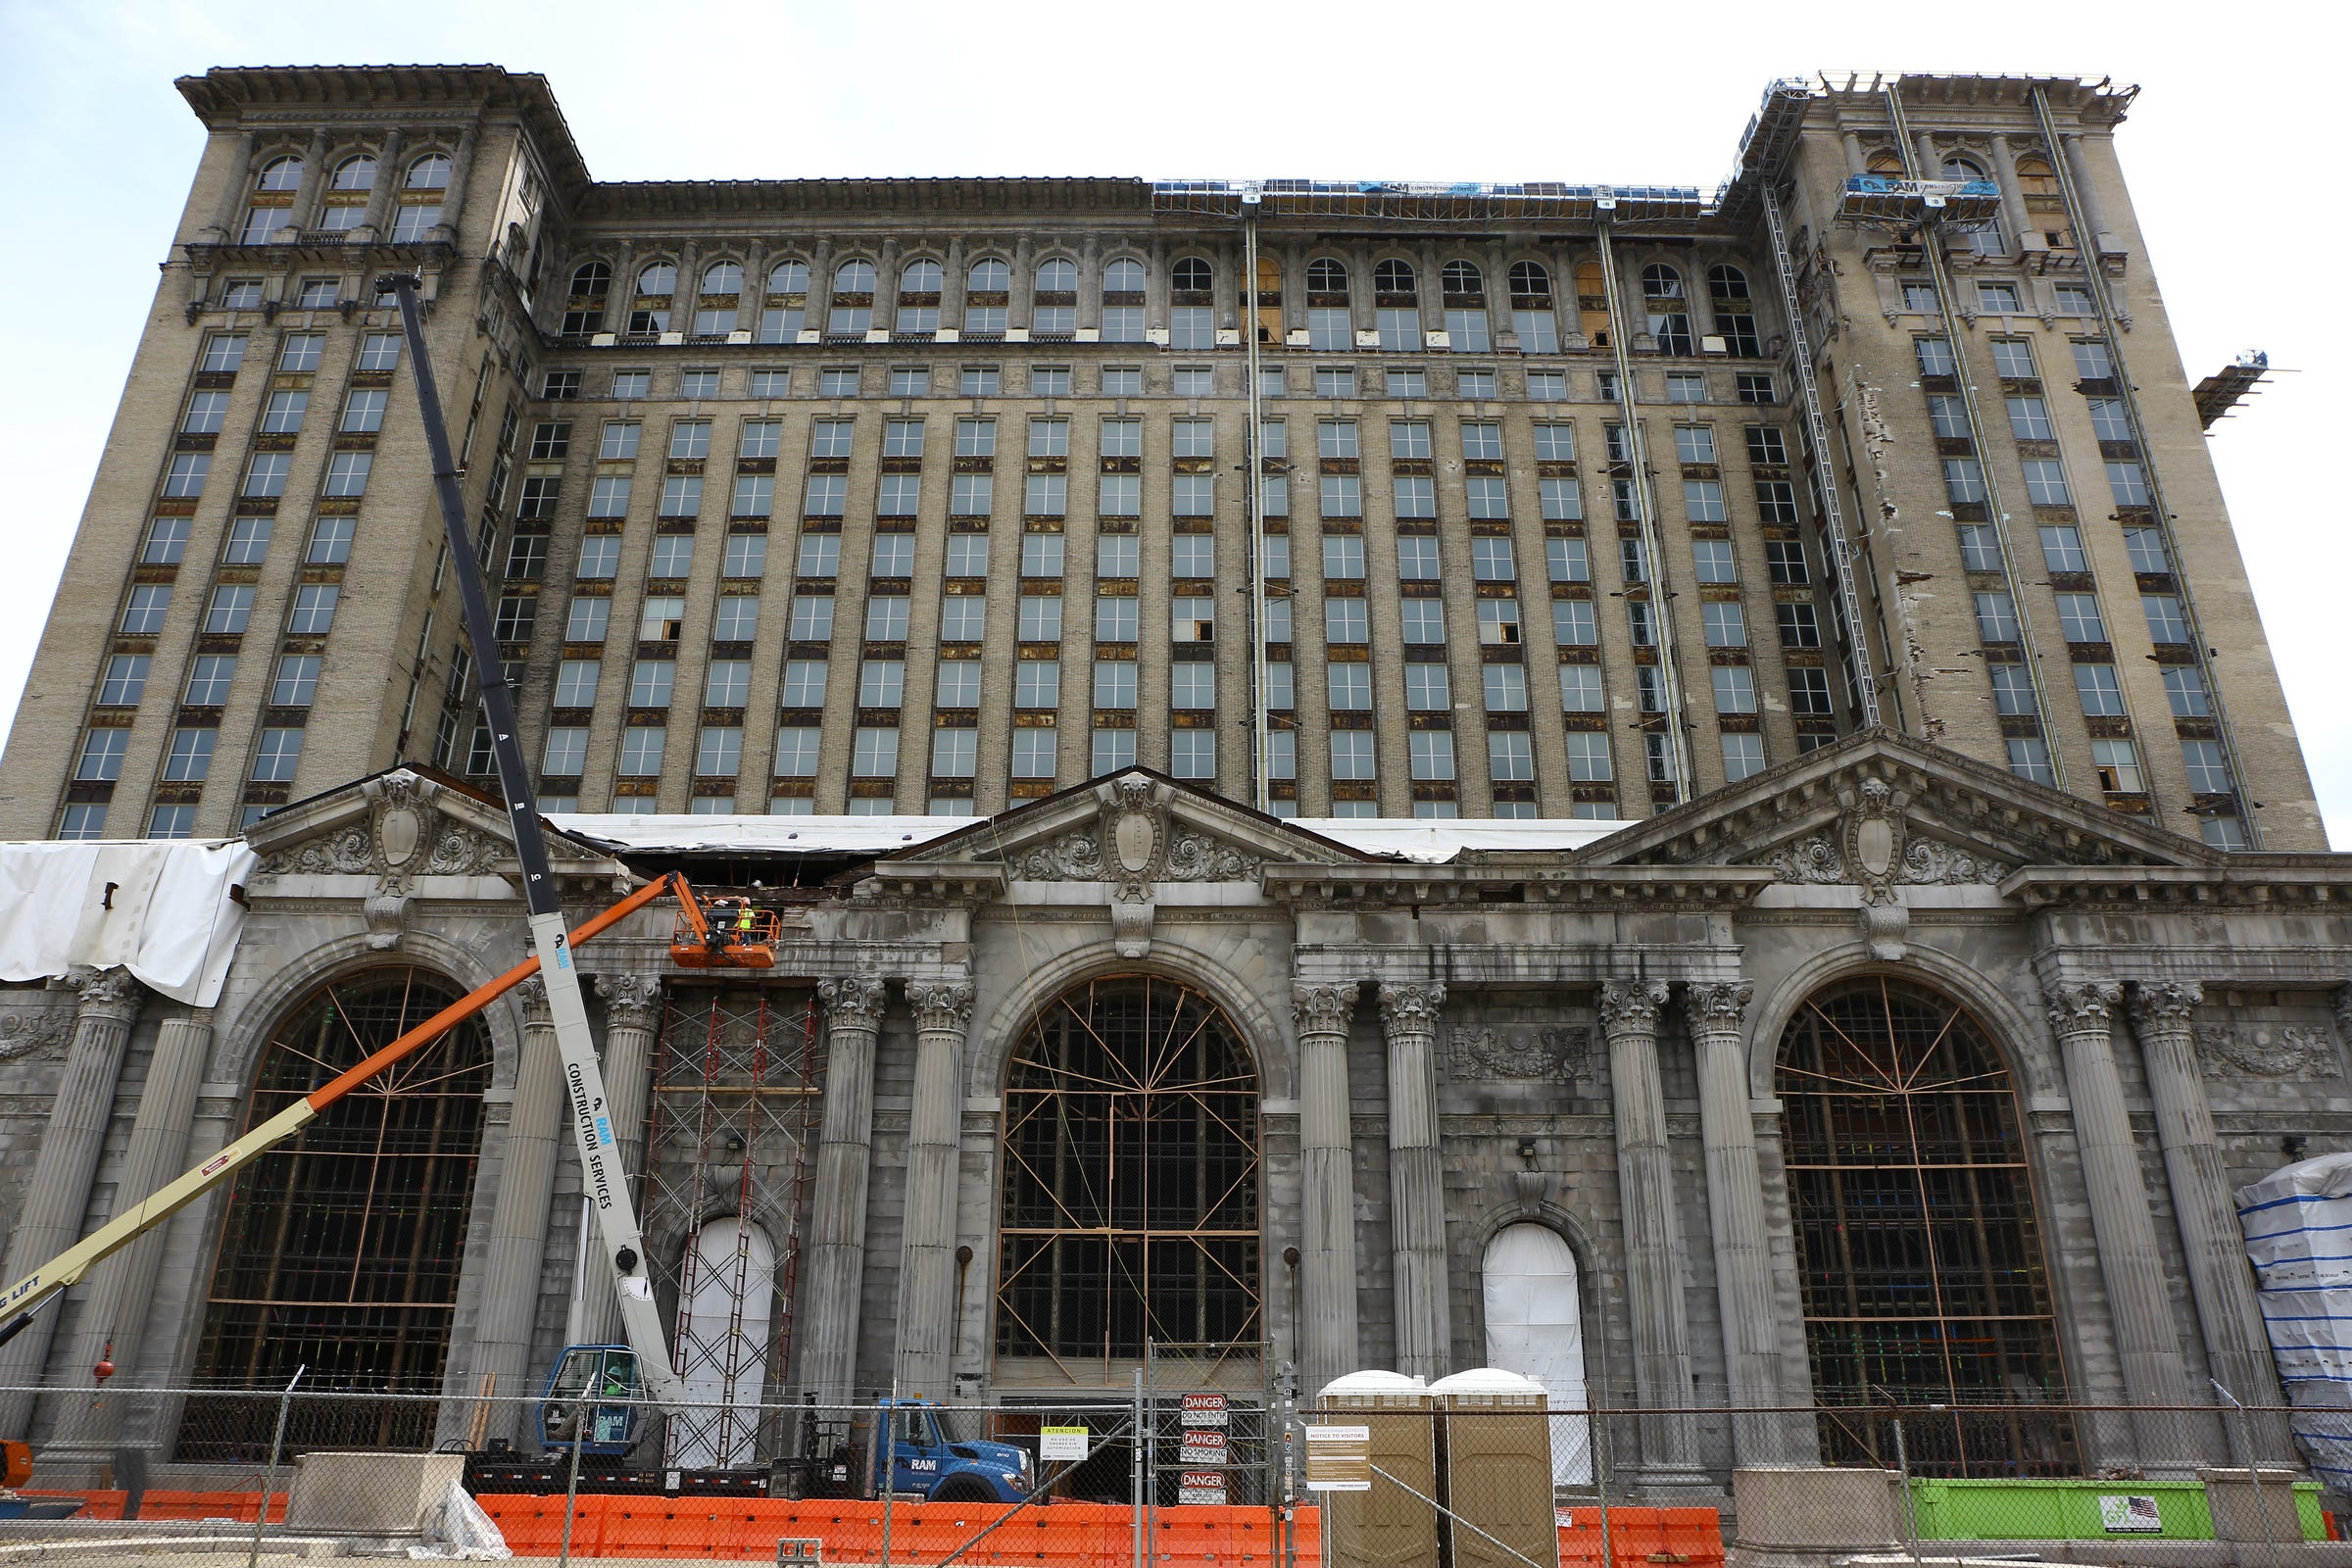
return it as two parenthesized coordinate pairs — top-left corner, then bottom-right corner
(1778, 975), (2076, 1473)
(1482, 1224), (1591, 1484)
(995, 976), (1261, 1386)
(179, 966), (490, 1458)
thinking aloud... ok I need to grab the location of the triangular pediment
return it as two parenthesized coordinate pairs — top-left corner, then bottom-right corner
(247, 763), (621, 887)
(1578, 728), (2225, 880)
(893, 769), (1367, 883)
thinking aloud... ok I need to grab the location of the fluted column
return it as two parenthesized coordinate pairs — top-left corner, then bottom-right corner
(0, 967), (145, 1437)
(2061, 135), (2114, 252)
(1597, 979), (1702, 1482)
(1378, 982), (1449, 1382)
(2045, 979), (2193, 1466)
(895, 981), (973, 1397)
(1293, 982), (1362, 1397)
(1988, 134), (2033, 257)
(45, 1006), (217, 1460)
(2129, 982), (2283, 1447)
(1686, 980), (1788, 1461)
(572, 974), (663, 1347)
(467, 979), (562, 1440)
(800, 976), (887, 1404)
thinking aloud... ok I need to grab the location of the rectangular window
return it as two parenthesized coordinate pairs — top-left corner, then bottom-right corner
(639, 595), (686, 640)
(1702, 601), (1747, 647)
(1955, 525), (2001, 571)
(565, 596), (611, 641)
(574, 535), (620, 578)
(1465, 475), (1509, 518)
(200, 332), (247, 373)
(121, 582), (173, 634)
(1683, 479), (1727, 522)
(143, 516), (191, 564)
(1170, 661), (1216, 710)
(1754, 480), (1799, 525)
(1024, 472), (1067, 516)
(1551, 599), (1596, 646)
(183, 654), (237, 705)
(863, 596), (910, 640)
(1027, 416), (1068, 458)
(2086, 398), (2132, 442)
(1528, 370), (1566, 401)
(2054, 592), (2106, 643)
(588, 475), (632, 518)
(2142, 593), (2188, 644)
(277, 334), (323, 373)
(98, 653), (150, 706)
(730, 473), (775, 518)
(1973, 591), (2021, 643)
(554, 659), (602, 707)
(1776, 601), (1820, 648)
(1012, 659), (1058, 709)
(286, 584), (339, 635)
(321, 451), (372, 497)
(1319, 475), (1361, 518)
(1719, 732), (1765, 781)
(1095, 596), (1139, 641)
(205, 584), (254, 634)
(960, 365), (1002, 396)
(2090, 737), (2143, 793)
(853, 726), (899, 776)
(1710, 664), (1757, 714)
(1488, 729), (1535, 783)
(74, 728), (128, 783)
(617, 725), (666, 776)
(162, 726), (216, 783)
(773, 727), (821, 776)
(2021, 460), (2071, 506)
(630, 658), (677, 708)
(1172, 472), (1216, 516)
(1690, 540), (1736, 584)
(1409, 729), (1455, 781)
(493, 593), (536, 641)
(2074, 662), (2127, 716)
(2072, 340), (2116, 379)
(696, 726), (744, 777)
(1989, 339), (2037, 379)
(804, 474), (847, 515)
(1941, 459), (1986, 505)
(1324, 599), (1370, 644)
(1093, 659), (1138, 709)
(939, 594), (988, 640)
(1400, 600), (1446, 644)
(2106, 462), (2152, 507)
(1404, 662), (1450, 710)
(1915, 338), (1956, 377)
(1017, 595), (1063, 641)
(2181, 738), (2233, 794)
(711, 594), (760, 641)
(952, 472), (996, 514)
(1564, 732), (1613, 782)
(1328, 662), (1372, 710)
(781, 660), (829, 706)
(241, 452), (290, 498)
(2163, 665), (2210, 718)
(1989, 664), (2039, 717)
(1170, 535), (1213, 577)
(1483, 663), (1528, 712)
(251, 727), (305, 783)
(876, 472), (920, 516)
(1330, 731), (1377, 782)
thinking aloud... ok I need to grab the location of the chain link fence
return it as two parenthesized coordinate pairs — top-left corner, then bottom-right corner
(0, 1386), (2341, 1566)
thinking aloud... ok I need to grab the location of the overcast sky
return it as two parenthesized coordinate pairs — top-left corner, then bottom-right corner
(1, 0), (2341, 846)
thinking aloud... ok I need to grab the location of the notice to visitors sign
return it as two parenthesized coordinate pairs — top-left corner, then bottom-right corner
(1303, 1424), (1372, 1492)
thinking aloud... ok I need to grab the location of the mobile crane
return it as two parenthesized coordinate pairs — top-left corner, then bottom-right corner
(0, 273), (789, 1472)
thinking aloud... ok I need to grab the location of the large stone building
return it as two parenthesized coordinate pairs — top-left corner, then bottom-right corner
(0, 66), (2345, 1491)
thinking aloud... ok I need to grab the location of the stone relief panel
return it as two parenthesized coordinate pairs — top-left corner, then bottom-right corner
(2195, 1023), (2344, 1081)
(1446, 1024), (1596, 1083)
(0, 1004), (72, 1064)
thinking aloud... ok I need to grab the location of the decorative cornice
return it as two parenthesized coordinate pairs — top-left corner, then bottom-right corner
(1292, 982), (1359, 1037)
(818, 975), (889, 1029)
(2044, 979), (2123, 1034)
(1596, 979), (1671, 1035)
(1377, 982), (1446, 1033)
(2126, 980), (2203, 1032)
(907, 981), (975, 1035)
(1684, 980), (1754, 1035)
(595, 972), (663, 1032)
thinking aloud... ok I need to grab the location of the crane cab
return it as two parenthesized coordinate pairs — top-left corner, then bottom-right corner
(539, 1344), (648, 1457)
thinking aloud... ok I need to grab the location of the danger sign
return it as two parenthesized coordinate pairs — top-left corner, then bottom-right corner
(1178, 1470), (1228, 1504)
(1178, 1428), (1227, 1465)
(1180, 1393), (1228, 1428)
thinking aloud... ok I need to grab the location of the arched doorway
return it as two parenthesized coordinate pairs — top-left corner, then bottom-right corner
(178, 967), (490, 1458)
(1482, 1224), (1591, 1484)
(667, 1216), (775, 1468)
(995, 976), (1261, 1386)
(1778, 975), (2076, 1474)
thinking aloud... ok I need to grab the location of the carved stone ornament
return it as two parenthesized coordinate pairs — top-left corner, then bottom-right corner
(258, 772), (505, 899)
(1013, 830), (1102, 882)
(2195, 1023), (2344, 1081)
(1110, 891), (1154, 959)
(1293, 982), (1359, 1037)
(2126, 981), (2203, 1033)
(1596, 979), (1670, 1035)
(1684, 981), (1754, 1036)
(0, 1007), (73, 1064)
(2044, 979), (2124, 1035)
(596, 972), (664, 1032)
(514, 975), (550, 1020)
(907, 981), (976, 1034)
(818, 975), (889, 1029)
(1002, 773), (1258, 885)
(68, 964), (143, 1019)
(1378, 982), (1446, 1033)
(1446, 1024), (1594, 1082)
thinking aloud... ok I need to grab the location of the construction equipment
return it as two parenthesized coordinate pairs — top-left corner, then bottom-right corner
(868, 1398), (1034, 1503)
(670, 891), (785, 969)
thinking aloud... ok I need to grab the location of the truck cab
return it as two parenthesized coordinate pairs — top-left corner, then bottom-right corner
(871, 1398), (1033, 1503)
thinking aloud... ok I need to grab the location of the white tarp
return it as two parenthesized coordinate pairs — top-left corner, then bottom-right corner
(0, 839), (257, 1006)
(1480, 1223), (1592, 1485)
(2237, 1154), (2352, 1490)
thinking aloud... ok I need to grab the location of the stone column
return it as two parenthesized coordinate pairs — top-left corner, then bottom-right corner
(572, 974), (663, 1348)
(45, 1006), (218, 1461)
(1293, 982), (1362, 1398)
(0, 967), (145, 1438)
(800, 976), (887, 1405)
(1839, 129), (1867, 176)
(1685, 980), (1788, 1462)
(1988, 134), (2034, 257)
(466, 979), (562, 1439)
(1378, 982), (1449, 1382)
(2129, 982), (2283, 1448)
(288, 126), (331, 232)
(1597, 979), (1702, 1484)
(359, 127), (405, 240)
(2045, 979), (2193, 1466)
(894, 982), (973, 1397)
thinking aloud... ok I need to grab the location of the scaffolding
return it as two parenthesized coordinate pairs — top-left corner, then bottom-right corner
(2193, 351), (2273, 428)
(640, 985), (822, 1469)
(1150, 179), (1704, 225)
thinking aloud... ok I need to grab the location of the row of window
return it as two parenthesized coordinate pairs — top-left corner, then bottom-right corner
(238, 151), (450, 245)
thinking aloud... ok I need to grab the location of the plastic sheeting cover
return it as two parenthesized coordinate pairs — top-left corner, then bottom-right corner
(2237, 1153), (2352, 1490)
(1481, 1223), (1592, 1485)
(409, 1477), (511, 1559)
(0, 839), (256, 1006)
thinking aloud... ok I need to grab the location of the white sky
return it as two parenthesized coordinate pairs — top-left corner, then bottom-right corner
(1, 0), (2341, 847)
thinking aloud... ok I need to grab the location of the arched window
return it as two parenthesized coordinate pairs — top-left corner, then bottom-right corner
(405, 152), (452, 190)
(628, 263), (676, 334)
(896, 259), (943, 333)
(694, 262), (742, 336)
(571, 261), (612, 297)
(1306, 257), (1348, 294)
(254, 155), (303, 193)
(180, 966), (491, 1455)
(1102, 257), (1146, 294)
(563, 261), (612, 336)
(1573, 261), (1610, 347)
(2015, 155), (2060, 198)
(1442, 259), (1483, 296)
(317, 155), (375, 233)
(1171, 256), (1212, 292)
(900, 258), (944, 294)
(1373, 257), (1417, 294)
(1940, 156), (2007, 254)
(1641, 264), (1684, 301)
(329, 155), (376, 192)
(1507, 261), (1551, 301)
(1482, 1225), (1590, 1484)
(1867, 150), (1906, 176)
(1778, 975), (2076, 1473)
(1035, 257), (1077, 293)
(1940, 156), (1986, 181)
(833, 258), (877, 293)
(1708, 265), (1750, 302)
(634, 261), (675, 297)
(701, 260), (743, 295)
(996, 976), (1260, 1378)
(768, 257), (810, 294)
(2013, 156), (2073, 251)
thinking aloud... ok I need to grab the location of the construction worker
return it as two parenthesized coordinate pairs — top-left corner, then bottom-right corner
(705, 898), (735, 955)
(735, 900), (759, 943)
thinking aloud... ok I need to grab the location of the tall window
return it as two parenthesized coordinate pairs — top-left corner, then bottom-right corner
(1779, 976), (2075, 1473)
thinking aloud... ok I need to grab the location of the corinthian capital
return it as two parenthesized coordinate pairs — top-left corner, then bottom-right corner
(1293, 981), (1359, 1037)
(66, 965), (143, 1019)
(2126, 980), (2203, 1033)
(818, 975), (888, 1029)
(907, 981), (975, 1035)
(1377, 982), (1446, 1033)
(1596, 979), (1670, 1035)
(596, 972), (664, 1031)
(1683, 980), (1754, 1035)
(2044, 979), (2123, 1033)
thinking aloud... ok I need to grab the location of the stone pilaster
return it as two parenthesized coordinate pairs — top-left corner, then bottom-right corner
(895, 980), (973, 1397)
(2128, 982), (2282, 1442)
(45, 1006), (217, 1461)
(1597, 979), (1702, 1484)
(1685, 980), (1789, 1461)
(1293, 981), (1362, 1398)
(2045, 978), (2193, 1465)
(572, 973), (663, 1347)
(800, 976), (887, 1404)
(1377, 982), (1448, 1382)
(466, 978), (560, 1441)
(0, 967), (145, 1438)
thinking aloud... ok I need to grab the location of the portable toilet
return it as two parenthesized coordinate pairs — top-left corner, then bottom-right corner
(1317, 1370), (1435, 1568)
(1431, 1368), (1560, 1568)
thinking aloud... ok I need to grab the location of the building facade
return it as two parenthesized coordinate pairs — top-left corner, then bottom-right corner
(0, 68), (2346, 1492)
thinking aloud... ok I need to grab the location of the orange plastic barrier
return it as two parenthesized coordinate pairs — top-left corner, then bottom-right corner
(19, 1489), (288, 1524)
(1553, 1505), (1726, 1568)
